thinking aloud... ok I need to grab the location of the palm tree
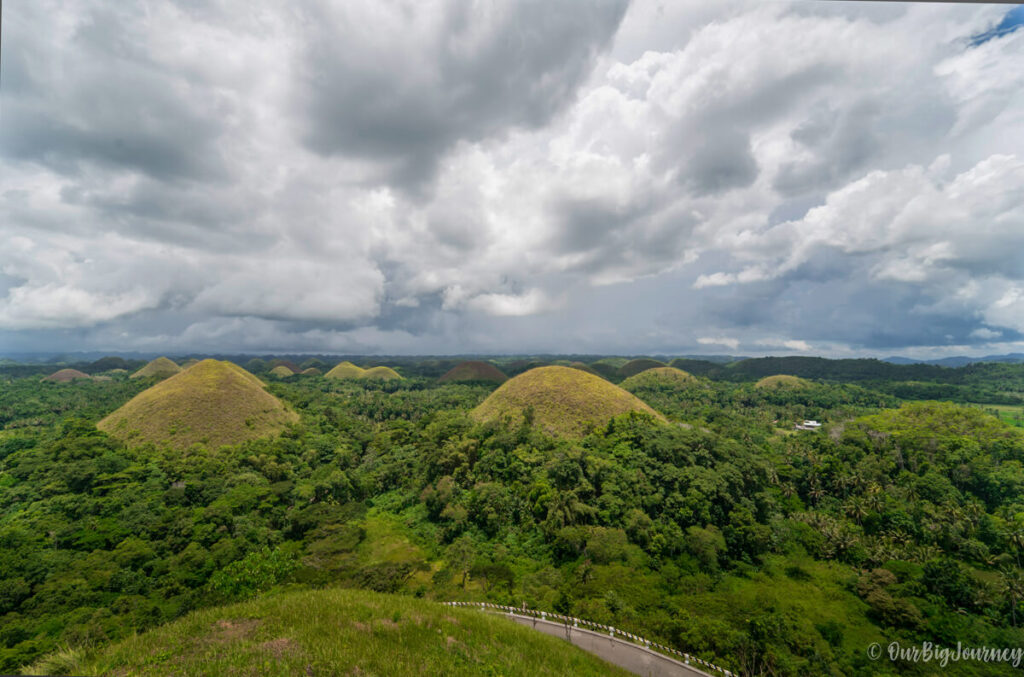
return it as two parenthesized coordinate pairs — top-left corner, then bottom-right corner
(999, 567), (1024, 627)
(844, 497), (868, 526)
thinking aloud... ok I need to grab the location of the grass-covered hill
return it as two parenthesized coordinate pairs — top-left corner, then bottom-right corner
(97, 359), (298, 449)
(29, 588), (629, 677)
(568, 361), (602, 377)
(620, 367), (695, 390)
(754, 374), (811, 390)
(361, 366), (403, 381)
(269, 359), (302, 374)
(300, 367), (322, 376)
(617, 358), (666, 378)
(439, 361), (508, 384)
(473, 365), (663, 437)
(325, 361), (365, 379)
(130, 357), (181, 380)
(41, 369), (91, 383)
(86, 357), (132, 374)
(269, 365), (296, 378)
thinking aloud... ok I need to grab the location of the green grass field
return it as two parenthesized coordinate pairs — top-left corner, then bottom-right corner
(28, 588), (631, 677)
(971, 403), (1024, 428)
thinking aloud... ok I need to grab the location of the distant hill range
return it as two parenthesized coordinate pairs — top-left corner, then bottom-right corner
(882, 353), (1024, 367)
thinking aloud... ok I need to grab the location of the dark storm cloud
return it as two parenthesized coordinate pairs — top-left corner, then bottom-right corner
(296, 0), (629, 190)
(2, 0), (1023, 357)
(0, 4), (228, 181)
(678, 129), (758, 195)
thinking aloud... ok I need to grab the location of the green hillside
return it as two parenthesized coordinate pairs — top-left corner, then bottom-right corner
(30, 588), (628, 677)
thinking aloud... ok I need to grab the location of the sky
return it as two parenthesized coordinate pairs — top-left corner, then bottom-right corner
(1, 1), (1023, 358)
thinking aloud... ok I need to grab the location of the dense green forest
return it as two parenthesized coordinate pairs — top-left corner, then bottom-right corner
(3, 359), (1024, 675)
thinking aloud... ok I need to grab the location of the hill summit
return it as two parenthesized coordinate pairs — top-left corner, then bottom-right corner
(620, 366), (696, 390)
(41, 369), (91, 383)
(755, 374), (811, 389)
(98, 359), (298, 449)
(131, 357), (181, 380)
(325, 361), (365, 379)
(473, 366), (663, 438)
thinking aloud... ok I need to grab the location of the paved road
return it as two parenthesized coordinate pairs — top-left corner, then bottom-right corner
(501, 612), (718, 677)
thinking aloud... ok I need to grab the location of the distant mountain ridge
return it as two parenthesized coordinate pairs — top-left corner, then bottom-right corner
(882, 353), (1024, 367)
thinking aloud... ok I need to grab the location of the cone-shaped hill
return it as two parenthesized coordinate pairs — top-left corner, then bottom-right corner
(42, 369), (92, 383)
(360, 366), (402, 380)
(269, 365), (296, 378)
(568, 361), (602, 377)
(438, 361), (507, 384)
(617, 358), (666, 378)
(620, 366), (696, 390)
(755, 374), (811, 389)
(98, 360), (299, 450)
(88, 356), (131, 373)
(325, 361), (365, 379)
(473, 366), (663, 438)
(131, 357), (181, 380)
(301, 367), (322, 376)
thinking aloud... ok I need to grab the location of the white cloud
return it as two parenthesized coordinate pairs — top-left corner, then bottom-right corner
(697, 336), (740, 350)
(2, 0), (1023, 354)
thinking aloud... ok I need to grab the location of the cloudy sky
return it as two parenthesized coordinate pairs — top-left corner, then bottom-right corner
(2, 1), (1023, 357)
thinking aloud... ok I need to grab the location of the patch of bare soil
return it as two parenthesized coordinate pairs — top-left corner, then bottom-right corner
(259, 637), (299, 658)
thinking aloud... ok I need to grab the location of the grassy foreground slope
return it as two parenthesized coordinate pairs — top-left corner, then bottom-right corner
(37, 588), (630, 677)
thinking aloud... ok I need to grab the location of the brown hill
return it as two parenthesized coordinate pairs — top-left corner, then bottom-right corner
(473, 366), (663, 438)
(360, 366), (403, 380)
(438, 361), (507, 384)
(325, 361), (365, 379)
(131, 357), (181, 380)
(42, 369), (92, 383)
(617, 358), (666, 378)
(269, 359), (301, 373)
(754, 374), (811, 389)
(98, 359), (298, 450)
(620, 367), (696, 390)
